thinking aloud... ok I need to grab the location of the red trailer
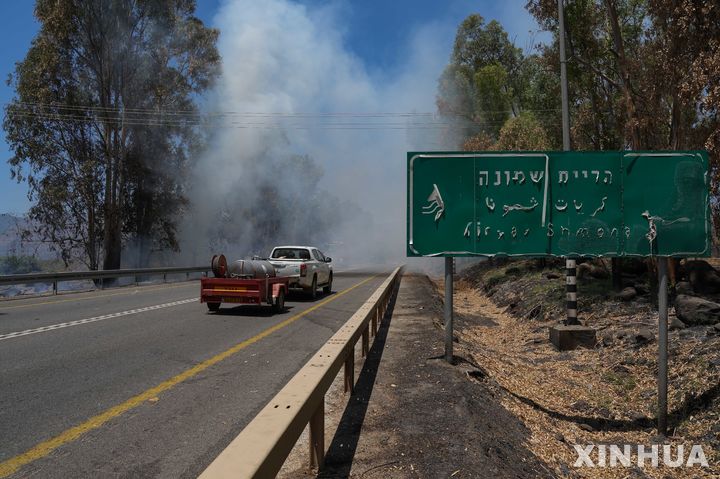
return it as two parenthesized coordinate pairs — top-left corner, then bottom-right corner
(200, 255), (289, 313)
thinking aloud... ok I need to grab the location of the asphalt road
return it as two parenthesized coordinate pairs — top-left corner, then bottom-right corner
(0, 270), (387, 478)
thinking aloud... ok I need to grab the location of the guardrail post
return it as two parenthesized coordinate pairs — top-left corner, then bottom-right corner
(309, 399), (325, 470)
(163, 273), (167, 283)
(344, 350), (355, 394)
(371, 308), (378, 336)
(361, 327), (369, 357)
(186, 272), (189, 281)
(52, 281), (57, 295)
(134, 275), (138, 286)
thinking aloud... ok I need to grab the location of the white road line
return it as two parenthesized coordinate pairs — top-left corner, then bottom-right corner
(0, 298), (197, 342)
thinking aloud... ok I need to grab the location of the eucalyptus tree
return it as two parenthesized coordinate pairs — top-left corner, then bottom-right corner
(4, 0), (220, 269)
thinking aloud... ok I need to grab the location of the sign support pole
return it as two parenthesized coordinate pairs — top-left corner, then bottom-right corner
(657, 256), (669, 435)
(557, 0), (579, 325)
(445, 257), (454, 363)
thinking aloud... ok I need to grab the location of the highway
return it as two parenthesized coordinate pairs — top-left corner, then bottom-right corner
(0, 271), (386, 478)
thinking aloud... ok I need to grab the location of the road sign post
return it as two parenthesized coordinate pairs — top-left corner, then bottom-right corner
(408, 150), (710, 433)
(445, 257), (454, 363)
(658, 257), (669, 435)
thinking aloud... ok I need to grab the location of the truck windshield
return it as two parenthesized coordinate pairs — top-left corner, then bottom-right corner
(271, 248), (311, 260)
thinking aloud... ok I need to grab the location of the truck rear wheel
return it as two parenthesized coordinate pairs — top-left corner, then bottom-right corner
(207, 302), (221, 312)
(323, 273), (333, 295)
(307, 275), (317, 300)
(273, 289), (285, 313)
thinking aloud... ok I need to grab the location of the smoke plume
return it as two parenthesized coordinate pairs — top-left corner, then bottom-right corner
(181, 0), (454, 268)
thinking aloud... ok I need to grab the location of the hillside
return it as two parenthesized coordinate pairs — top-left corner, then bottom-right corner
(437, 259), (720, 478)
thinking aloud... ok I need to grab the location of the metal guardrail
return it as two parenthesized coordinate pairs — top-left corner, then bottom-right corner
(199, 266), (404, 478)
(0, 266), (209, 294)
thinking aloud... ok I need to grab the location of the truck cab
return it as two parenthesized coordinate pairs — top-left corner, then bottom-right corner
(267, 246), (333, 299)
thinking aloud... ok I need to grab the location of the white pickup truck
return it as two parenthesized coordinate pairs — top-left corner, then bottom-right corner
(267, 245), (333, 299)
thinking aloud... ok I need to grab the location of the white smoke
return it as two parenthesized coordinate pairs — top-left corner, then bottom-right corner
(181, 0), (454, 269)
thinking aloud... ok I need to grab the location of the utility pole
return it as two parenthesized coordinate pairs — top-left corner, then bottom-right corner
(558, 0), (579, 325)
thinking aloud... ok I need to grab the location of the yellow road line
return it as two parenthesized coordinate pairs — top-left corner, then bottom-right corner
(0, 275), (376, 478)
(0, 282), (196, 311)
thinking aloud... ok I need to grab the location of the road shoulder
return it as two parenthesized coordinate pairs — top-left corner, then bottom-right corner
(281, 273), (554, 478)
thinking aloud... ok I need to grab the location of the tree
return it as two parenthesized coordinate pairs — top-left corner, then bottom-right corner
(437, 15), (526, 142)
(438, 13), (561, 149)
(496, 112), (552, 150)
(4, 0), (220, 270)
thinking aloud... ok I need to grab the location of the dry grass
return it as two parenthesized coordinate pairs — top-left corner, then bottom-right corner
(435, 277), (720, 478)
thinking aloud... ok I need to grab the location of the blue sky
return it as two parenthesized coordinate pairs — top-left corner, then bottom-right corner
(0, 0), (548, 216)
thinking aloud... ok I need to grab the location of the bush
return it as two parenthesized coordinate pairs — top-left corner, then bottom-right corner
(483, 270), (506, 290)
(0, 255), (41, 275)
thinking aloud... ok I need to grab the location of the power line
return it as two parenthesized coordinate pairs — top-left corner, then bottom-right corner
(5, 101), (563, 118)
(8, 110), (556, 131)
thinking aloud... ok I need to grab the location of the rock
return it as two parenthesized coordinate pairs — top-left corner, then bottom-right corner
(618, 287), (637, 301)
(579, 423), (595, 432)
(640, 389), (655, 399)
(597, 407), (611, 418)
(589, 264), (609, 279)
(674, 294), (720, 326)
(635, 328), (654, 343)
(715, 323), (720, 332)
(669, 316), (687, 330)
(545, 272), (561, 279)
(554, 432), (566, 443)
(679, 328), (699, 338)
(577, 262), (609, 279)
(577, 263), (592, 279)
(621, 356), (636, 366)
(612, 364), (630, 374)
(686, 260), (720, 294)
(634, 284), (649, 295)
(675, 281), (693, 295)
(571, 400), (591, 412)
(629, 411), (646, 422)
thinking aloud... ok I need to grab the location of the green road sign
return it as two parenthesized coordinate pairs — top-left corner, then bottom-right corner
(407, 151), (710, 258)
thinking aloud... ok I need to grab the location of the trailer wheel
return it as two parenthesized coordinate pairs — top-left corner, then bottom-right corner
(273, 289), (285, 313)
(207, 302), (221, 312)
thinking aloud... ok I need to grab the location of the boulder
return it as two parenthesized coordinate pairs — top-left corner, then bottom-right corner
(675, 281), (693, 295)
(634, 284), (649, 296)
(589, 264), (610, 279)
(685, 260), (720, 295)
(577, 263), (592, 279)
(635, 328), (654, 343)
(674, 294), (720, 326)
(545, 272), (561, 280)
(577, 262), (609, 279)
(669, 316), (687, 330)
(618, 286), (637, 301)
